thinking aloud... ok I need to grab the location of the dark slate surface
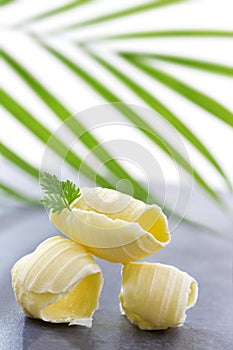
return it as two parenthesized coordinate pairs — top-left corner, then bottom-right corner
(0, 205), (232, 350)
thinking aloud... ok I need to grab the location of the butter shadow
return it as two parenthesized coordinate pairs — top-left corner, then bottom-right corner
(22, 317), (96, 350)
(113, 318), (182, 350)
(22, 312), (202, 350)
(115, 321), (231, 350)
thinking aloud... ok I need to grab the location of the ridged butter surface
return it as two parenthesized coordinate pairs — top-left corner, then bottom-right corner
(120, 262), (198, 330)
(50, 187), (170, 263)
(11, 236), (103, 326)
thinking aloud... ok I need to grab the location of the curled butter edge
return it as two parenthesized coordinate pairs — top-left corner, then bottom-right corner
(50, 187), (170, 263)
(11, 236), (103, 326)
(119, 262), (198, 330)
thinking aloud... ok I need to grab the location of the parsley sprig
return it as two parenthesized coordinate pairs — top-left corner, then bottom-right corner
(40, 172), (81, 213)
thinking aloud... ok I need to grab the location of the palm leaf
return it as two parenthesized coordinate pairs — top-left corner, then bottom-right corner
(1, 0), (231, 231)
(0, 0), (16, 6)
(119, 53), (233, 189)
(105, 29), (233, 40)
(2, 50), (153, 202)
(0, 89), (113, 189)
(37, 42), (225, 206)
(55, 0), (186, 32)
(123, 54), (233, 128)
(0, 143), (39, 179)
(138, 54), (233, 77)
(0, 182), (39, 205)
(1, 47), (200, 223)
(84, 49), (227, 203)
(119, 54), (232, 190)
(16, 0), (92, 27)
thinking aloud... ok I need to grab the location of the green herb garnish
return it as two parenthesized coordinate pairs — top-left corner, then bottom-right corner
(40, 172), (81, 213)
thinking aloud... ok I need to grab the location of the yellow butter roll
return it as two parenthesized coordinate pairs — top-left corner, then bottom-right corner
(120, 262), (198, 330)
(11, 236), (103, 327)
(50, 187), (170, 263)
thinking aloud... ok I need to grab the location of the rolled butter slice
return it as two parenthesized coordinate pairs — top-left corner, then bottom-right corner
(11, 236), (103, 327)
(50, 187), (170, 263)
(120, 262), (198, 330)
